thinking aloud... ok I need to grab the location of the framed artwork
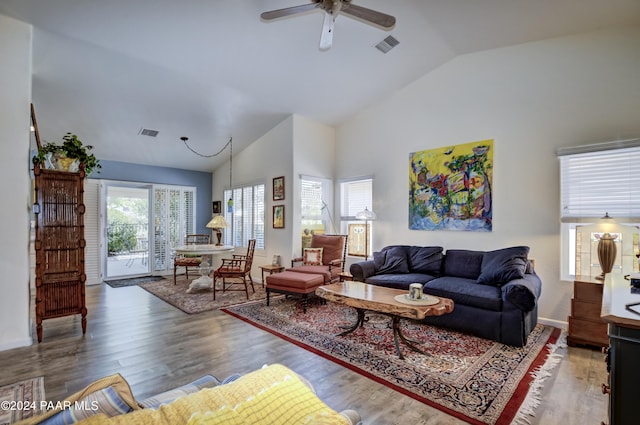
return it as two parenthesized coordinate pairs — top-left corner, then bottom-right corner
(212, 200), (221, 214)
(409, 139), (494, 232)
(273, 176), (285, 201)
(273, 205), (285, 229)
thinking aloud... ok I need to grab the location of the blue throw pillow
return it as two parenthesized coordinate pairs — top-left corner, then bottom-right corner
(443, 250), (485, 279)
(373, 246), (409, 274)
(407, 246), (444, 275)
(477, 246), (530, 286)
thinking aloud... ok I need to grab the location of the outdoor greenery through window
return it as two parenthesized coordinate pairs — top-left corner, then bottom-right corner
(223, 183), (265, 250)
(558, 140), (640, 279)
(340, 178), (373, 257)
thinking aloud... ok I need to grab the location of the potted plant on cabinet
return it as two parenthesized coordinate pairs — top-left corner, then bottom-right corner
(32, 132), (101, 175)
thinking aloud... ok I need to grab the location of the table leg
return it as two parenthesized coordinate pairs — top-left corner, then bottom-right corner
(337, 308), (366, 336)
(391, 316), (430, 359)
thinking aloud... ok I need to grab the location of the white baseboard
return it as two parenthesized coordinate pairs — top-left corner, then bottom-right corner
(539, 317), (567, 331)
(0, 336), (33, 351)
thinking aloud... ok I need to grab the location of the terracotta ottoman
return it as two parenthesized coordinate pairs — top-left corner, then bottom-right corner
(266, 271), (324, 313)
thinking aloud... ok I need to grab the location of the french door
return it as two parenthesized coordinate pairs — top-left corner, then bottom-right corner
(152, 185), (196, 273)
(104, 184), (152, 279)
(94, 181), (195, 281)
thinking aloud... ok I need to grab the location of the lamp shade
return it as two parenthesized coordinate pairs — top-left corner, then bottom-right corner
(355, 207), (376, 221)
(206, 215), (228, 229)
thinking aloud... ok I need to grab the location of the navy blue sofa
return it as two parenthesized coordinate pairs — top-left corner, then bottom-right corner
(349, 245), (541, 347)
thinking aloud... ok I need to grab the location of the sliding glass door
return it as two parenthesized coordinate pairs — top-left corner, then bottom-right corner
(101, 182), (196, 280)
(105, 184), (151, 279)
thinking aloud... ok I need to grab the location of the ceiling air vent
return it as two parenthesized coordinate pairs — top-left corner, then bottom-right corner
(139, 128), (159, 137)
(375, 35), (399, 54)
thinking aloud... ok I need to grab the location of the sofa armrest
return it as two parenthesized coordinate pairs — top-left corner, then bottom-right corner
(291, 257), (303, 267)
(350, 260), (377, 281)
(501, 272), (542, 312)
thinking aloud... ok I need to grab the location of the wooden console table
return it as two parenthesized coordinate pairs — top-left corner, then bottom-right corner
(567, 275), (608, 348)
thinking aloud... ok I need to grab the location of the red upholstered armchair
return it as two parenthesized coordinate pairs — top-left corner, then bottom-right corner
(289, 234), (348, 284)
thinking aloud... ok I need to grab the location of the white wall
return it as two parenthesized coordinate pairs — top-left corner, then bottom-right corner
(213, 116), (295, 273)
(292, 116), (336, 255)
(0, 15), (33, 349)
(336, 26), (640, 324)
(212, 115), (336, 273)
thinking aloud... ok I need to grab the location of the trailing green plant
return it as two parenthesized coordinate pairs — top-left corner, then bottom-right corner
(32, 132), (101, 175)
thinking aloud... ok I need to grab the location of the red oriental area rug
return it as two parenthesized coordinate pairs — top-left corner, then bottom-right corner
(222, 298), (563, 425)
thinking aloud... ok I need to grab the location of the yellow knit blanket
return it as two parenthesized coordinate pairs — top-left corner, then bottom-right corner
(77, 364), (348, 425)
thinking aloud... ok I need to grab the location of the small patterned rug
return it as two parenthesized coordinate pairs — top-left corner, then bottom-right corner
(223, 298), (563, 425)
(104, 275), (165, 288)
(140, 276), (267, 314)
(0, 377), (45, 424)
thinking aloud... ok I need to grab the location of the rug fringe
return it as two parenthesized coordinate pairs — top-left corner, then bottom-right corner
(510, 331), (567, 425)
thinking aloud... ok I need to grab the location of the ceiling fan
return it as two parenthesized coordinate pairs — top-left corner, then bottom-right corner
(261, 0), (396, 50)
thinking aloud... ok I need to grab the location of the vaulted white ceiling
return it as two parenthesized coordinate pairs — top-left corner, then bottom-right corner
(2, 0), (639, 171)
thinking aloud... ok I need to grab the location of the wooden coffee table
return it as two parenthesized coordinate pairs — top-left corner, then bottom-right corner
(316, 281), (454, 359)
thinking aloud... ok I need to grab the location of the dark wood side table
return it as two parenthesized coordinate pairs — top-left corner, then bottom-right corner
(260, 264), (285, 284)
(567, 275), (609, 348)
(339, 272), (353, 282)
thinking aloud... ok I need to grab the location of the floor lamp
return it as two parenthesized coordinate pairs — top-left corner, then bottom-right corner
(355, 207), (376, 261)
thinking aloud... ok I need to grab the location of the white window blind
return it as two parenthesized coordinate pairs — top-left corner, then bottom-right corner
(301, 179), (323, 220)
(340, 179), (373, 219)
(223, 183), (265, 249)
(154, 185), (196, 272)
(560, 145), (640, 221)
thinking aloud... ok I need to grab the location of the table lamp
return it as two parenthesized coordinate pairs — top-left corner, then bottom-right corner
(596, 212), (618, 280)
(206, 215), (228, 246)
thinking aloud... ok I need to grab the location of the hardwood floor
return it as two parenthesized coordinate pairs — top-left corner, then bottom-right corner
(0, 284), (608, 424)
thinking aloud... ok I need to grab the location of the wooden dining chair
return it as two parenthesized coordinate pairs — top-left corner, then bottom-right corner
(173, 234), (211, 284)
(212, 239), (256, 300)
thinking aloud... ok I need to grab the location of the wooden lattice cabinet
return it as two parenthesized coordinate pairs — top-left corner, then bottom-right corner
(33, 164), (87, 342)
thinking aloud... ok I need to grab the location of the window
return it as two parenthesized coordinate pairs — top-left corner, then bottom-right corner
(300, 177), (334, 249)
(559, 140), (640, 279)
(340, 178), (373, 257)
(301, 178), (323, 232)
(223, 183), (265, 250)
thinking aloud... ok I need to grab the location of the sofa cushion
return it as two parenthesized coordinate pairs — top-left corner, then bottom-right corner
(34, 373), (139, 425)
(365, 273), (436, 290)
(285, 265), (332, 283)
(310, 235), (344, 265)
(477, 246), (530, 286)
(442, 250), (484, 279)
(423, 277), (502, 311)
(41, 386), (134, 425)
(373, 246), (409, 274)
(407, 246), (444, 275)
(139, 375), (221, 409)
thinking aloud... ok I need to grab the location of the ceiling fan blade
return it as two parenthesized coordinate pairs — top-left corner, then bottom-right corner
(260, 2), (321, 21)
(319, 12), (336, 51)
(340, 3), (396, 29)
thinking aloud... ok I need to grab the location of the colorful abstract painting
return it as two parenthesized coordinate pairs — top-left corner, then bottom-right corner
(409, 139), (493, 231)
